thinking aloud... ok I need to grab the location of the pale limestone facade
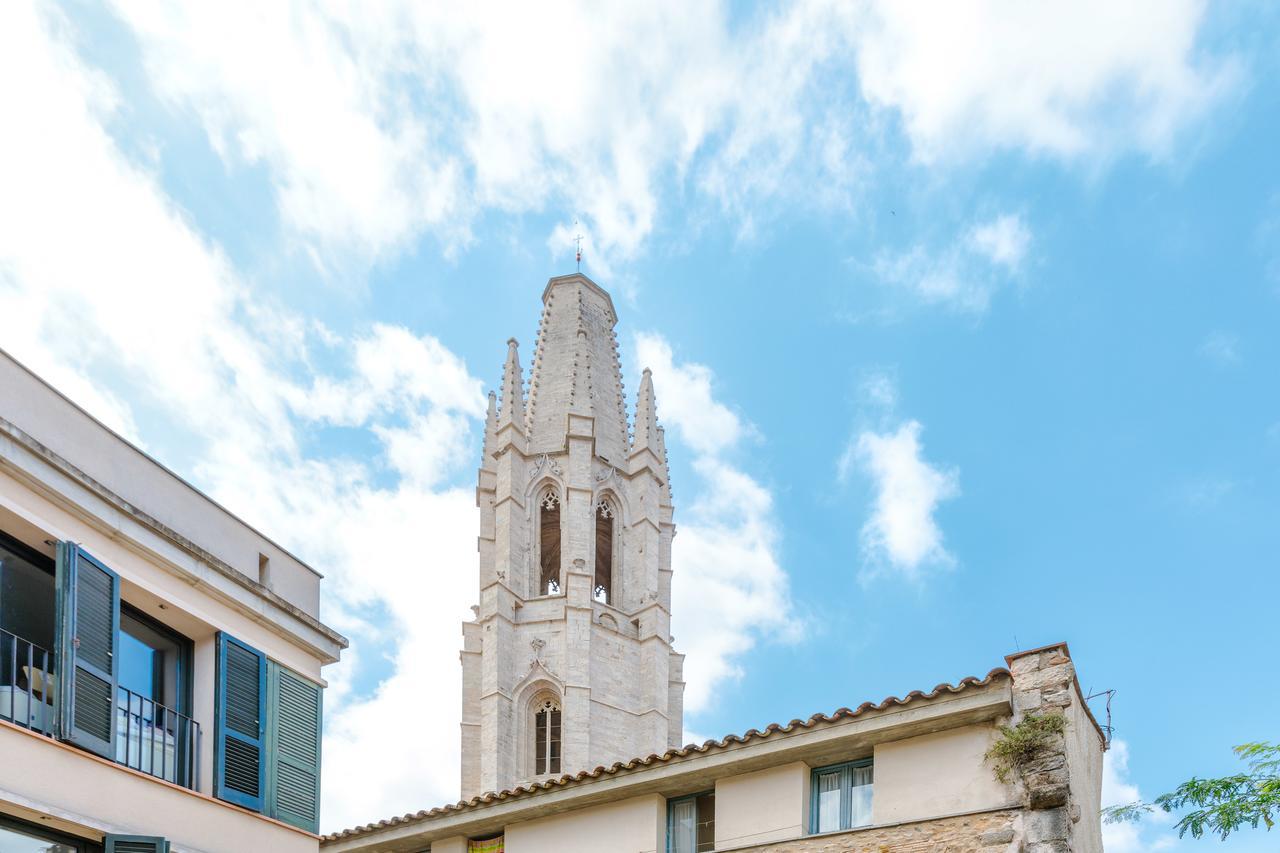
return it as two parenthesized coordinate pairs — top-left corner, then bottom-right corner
(460, 274), (685, 799)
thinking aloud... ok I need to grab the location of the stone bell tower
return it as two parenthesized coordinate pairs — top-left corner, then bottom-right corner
(460, 273), (684, 799)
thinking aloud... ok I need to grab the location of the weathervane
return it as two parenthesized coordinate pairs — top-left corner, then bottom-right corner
(574, 218), (583, 271)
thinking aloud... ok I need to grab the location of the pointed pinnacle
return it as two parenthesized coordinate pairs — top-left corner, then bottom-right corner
(632, 367), (659, 455)
(498, 338), (525, 428)
(481, 390), (498, 465)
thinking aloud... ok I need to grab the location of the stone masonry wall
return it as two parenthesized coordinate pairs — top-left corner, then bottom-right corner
(1006, 644), (1098, 853)
(733, 809), (1021, 853)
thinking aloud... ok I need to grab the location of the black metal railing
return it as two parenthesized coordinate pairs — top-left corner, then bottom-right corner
(116, 686), (201, 790)
(0, 626), (54, 735)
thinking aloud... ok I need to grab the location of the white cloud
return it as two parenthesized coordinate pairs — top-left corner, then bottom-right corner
(970, 214), (1032, 271)
(852, 420), (959, 579)
(1198, 330), (1241, 366)
(0, 3), (484, 832)
(851, 0), (1238, 163)
(1102, 740), (1178, 853)
(97, 2), (1233, 275)
(634, 332), (799, 716)
(874, 213), (1033, 313)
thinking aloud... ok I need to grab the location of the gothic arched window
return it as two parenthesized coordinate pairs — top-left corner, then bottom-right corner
(533, 697), (562, 775)
(594, 498), (614, 604)
(539, 489), (562, 595)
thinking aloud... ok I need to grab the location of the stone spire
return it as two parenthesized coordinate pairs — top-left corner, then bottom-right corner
(481, 390), (498, 469)
(631, 368), (659, 457)
(498, 338), (525, 431)
(525, 274), (628, 464)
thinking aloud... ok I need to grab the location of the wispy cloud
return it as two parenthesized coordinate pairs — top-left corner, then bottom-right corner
(1198, 330), (1241, 366)
(873, 213), (1033, 313)
(634, 332), (799, 718)
(93, 1), (1235, 275)
(852, 0), (1239, 163)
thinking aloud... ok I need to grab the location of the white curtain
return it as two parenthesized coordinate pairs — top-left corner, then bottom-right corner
(850, 766), (873, 828)
(670, 798), (697, 853)
(816, 770), (842, 833)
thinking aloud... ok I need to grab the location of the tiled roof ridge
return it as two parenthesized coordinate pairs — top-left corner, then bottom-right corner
(322, 667), (1011, 843)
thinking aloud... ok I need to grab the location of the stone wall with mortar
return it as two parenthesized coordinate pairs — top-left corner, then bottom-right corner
(732, 808), (1022, 853)
(1006, 643), (1106, 853)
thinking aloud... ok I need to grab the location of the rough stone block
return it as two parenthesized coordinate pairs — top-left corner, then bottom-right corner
(1025, 806), (1069, 842)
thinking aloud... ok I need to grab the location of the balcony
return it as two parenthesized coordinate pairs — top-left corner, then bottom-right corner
(0, 626), (53, 734)
(0, 625), (201, 790)
(117, 685), (202, 789)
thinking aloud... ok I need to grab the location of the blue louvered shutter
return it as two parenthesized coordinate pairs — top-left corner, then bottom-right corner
(105, 836), (169, 853)
(55, 542), (120, 759)
(266, 660), (323, 832)
(215, 632), (266, 811)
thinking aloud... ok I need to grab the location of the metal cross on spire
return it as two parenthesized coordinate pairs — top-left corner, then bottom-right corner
(574, 219), (583, 271)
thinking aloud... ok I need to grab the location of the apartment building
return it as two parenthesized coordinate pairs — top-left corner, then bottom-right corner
(0, 349), (347, 852)
(325, 644), (1104, 853)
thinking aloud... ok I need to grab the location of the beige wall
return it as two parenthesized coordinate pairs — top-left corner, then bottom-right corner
(0, 471), (324, 679)
(0, 351), (321, 618)
(714, 761), (808, 849)
(504, 794), (664, 853)
(0, 722), (316, 853)
(872, 724), (1015, 825)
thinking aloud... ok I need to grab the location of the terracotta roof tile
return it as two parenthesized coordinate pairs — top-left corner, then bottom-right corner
(322, 667), (1010, 844)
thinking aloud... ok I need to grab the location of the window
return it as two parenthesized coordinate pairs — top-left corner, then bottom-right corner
(0, 532), (56, 733)
(667, 791), (715, 853)
(116, 605), (193, 783)
(593, 498), (614, 603)
(533, 697), (561, 775)
(811, 760), (873, 834)
(0, 813), (91, 852)
(538, 490), (562, 595)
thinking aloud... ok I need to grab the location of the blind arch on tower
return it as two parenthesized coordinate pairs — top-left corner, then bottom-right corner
(593, 495), (617, 604)
(537, 487), (562, 596)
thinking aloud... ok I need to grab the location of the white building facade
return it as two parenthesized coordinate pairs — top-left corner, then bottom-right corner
(0, 349), (347, 852)
(460, 273), (685, 799)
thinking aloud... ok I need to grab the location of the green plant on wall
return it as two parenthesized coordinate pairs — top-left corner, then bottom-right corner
(985, 711), (1068, 784)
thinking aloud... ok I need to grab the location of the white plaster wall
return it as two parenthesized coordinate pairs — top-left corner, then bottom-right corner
(0, 474), (324, 679)
(0, 723), (316, 853)
(714, 761), (809, 849)
(872, 724), (1014, 824)
(504, 794), (664, 853)
(0, 352), (321, 617)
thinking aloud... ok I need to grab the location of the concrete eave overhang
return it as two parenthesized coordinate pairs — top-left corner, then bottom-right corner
(323, 669), (1012, 851)
(0, 417), (348, 664)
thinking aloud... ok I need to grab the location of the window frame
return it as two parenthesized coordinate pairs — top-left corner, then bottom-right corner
(0, 812), (99, 852)
(666, 790), (715, 853)
(0, 528), (56, 642)
(119, 601), (194, 718)
(532, 695), (562, 776)
(809, 758), (874, 835)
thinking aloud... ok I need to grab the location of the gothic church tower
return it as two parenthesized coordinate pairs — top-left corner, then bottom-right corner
(460, 273), (685, 798)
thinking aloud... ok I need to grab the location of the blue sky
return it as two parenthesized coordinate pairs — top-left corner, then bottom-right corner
(2, 1), (1278, 847)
